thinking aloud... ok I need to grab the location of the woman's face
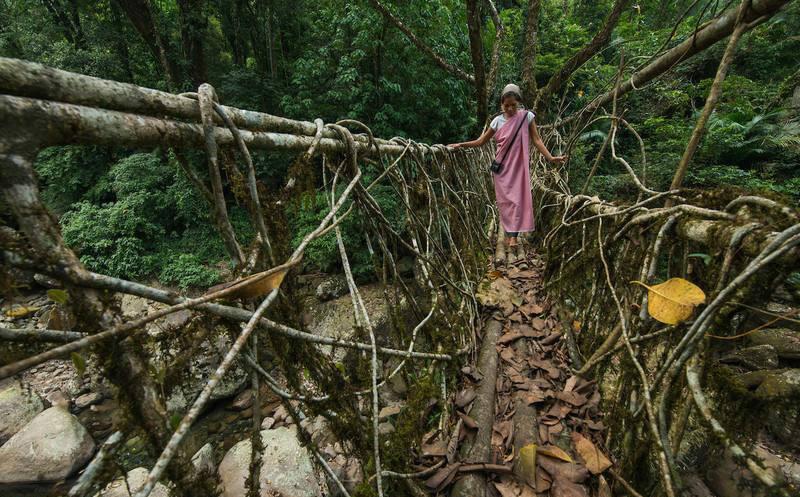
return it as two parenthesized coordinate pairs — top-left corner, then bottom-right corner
(501, 96), (519, 115)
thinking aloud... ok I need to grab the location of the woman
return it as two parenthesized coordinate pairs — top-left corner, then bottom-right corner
(449, 84), (566, 249)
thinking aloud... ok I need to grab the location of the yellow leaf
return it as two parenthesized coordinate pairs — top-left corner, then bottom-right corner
(538, 445), (573, 463)
(515, 443), (537, 487)
(632, 278), (705, 325)
(572, 432), (612, 474)
(206, 268), (287, 299)
(5, 306), (40, 318)
(47, 289), (69, 305)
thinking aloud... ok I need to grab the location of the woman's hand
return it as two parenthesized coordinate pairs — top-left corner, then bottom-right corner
(548, 155), (568, 165)
(448, 143), (462, 149)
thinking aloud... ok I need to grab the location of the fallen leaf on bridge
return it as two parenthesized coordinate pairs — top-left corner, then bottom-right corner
(572, 432), (612, 474)
(632, 277), (705, 325)
(551, 477), (589, 497)
(538, 454), (589, 483)
(477, 275), (523, 308)
(516, 443), (538, 487)
(538, 445), (573, 463)
(424, 462), (460, 491)
(455, 388), (476, 408)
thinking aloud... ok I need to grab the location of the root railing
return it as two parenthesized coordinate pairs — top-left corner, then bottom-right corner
(1, 56), (798, 496)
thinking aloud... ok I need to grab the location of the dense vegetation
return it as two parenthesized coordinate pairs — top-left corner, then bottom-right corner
(1, 0), (798, 288)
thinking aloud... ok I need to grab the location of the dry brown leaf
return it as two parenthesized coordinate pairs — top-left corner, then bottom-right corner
(477, 276), (522, 308)
(555, 391), (588, 407)
(536, 466), (553, 492)
(498, 330), (525, 345)
(564, 376), (579, 393)
(493, 479), (521, 497)
(524, 390), (547, 404)
(424, 463), (460, 491)
(455, 388), (477, 408)
(458, 411), (478, 430)
(598, 475), (612, 497)
(531, 317), (546, 330)
(519, 483), (537, 497)
(584, 419), (605, 431)
(538, 456), (589, 483)
(510, 269), (537, 280)
(551, 477), (589, 497)
(539, 424), (550, 444)
(538, 445), (573, 463)
(207, 267), (287, 299)
(571, 432), (612, 474)
(421, 439), (448, 457)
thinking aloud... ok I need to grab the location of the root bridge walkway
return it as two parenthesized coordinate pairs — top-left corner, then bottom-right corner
(1, 58), (799, 497)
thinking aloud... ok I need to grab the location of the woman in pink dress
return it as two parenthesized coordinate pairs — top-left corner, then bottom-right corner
(449, 84), (566, 249)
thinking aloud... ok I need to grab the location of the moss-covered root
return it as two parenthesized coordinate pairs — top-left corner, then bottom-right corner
(450, 317), (503, 497)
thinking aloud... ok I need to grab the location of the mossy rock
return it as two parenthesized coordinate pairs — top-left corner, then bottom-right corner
(755, 369), (800, 399)
(749, 328), (800, 359)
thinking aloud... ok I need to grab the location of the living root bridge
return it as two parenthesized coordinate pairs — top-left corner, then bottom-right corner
(0, 57), (423, 156)
(1, 58), (493, 497)
(532, 161), (799, 496)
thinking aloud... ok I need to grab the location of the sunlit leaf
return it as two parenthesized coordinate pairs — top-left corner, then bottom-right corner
(71, 352), (86, 377)
(4, 306), (40, 318)
(515, 443), (537, 487)
(632, 278), (706, 325)
(47, 289), (69, 305)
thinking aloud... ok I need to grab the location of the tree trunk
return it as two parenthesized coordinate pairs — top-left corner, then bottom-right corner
(466, 0), (488, 126)
(521, 0), (541, 108)
(559, 0), (790, 127)
(537, 0), (629, 104)
(114, 0), (182, 88)
(40, 0), (87, 49)
(176, 0), (209, 87)
(110, 1), (135, 82)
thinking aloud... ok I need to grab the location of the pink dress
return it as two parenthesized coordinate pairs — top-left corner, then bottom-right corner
(493, 110), (535, 233)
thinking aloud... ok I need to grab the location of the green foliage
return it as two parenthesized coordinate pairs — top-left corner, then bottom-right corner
(58, 152), (226, 285)
(288, 183), (403, 281)
(158, 254), (220, 290)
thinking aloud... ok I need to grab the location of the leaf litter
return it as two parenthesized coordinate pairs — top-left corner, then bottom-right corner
(412, 250), (613, 496)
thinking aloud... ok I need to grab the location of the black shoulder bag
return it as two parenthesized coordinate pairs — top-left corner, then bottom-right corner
(490, 111), (529, 174)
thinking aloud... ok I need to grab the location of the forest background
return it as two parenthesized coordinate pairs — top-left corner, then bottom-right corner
(1, 0), (798, 289)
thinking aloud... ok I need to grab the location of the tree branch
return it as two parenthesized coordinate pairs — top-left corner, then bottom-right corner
(557, 0), (791, 127)
(366, 0), (474, 84)
(537, 0), (629, 103)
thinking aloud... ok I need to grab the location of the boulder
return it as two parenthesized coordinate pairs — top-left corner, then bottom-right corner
(97, 467), (170, 497)
(326, 454), (363, 497)
(75, 392), (104, 410)
(218, 427), (321, 497)
(705, 446), (784, 497)
(720, 345), (779, 370)
(191, 443), (216, 476)
(0, 380), (44, 444)
(151, 324), (249, 415)
(755, 369), (800, 399)
(0, 406), (95, 483)
(315, 276), (348, 302)
(305, 283), (404, 362)
(766, 403), (800, 450)
(749, 328), (800, 359)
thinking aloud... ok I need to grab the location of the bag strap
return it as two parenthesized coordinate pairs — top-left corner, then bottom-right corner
(496, 111), (529, 166)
